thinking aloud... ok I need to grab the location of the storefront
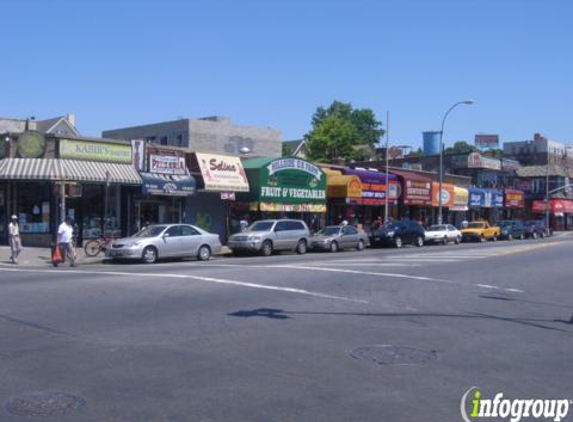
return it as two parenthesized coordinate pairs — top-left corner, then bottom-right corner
(133, 146), (196, 232)
(431, 182), (456, 225)
(186, 152), (250, 241)
(531, 199), (573, 230)
(467, 187), (504, 223)
(0, 156), (142, 246)
(390, 169), (432, 224)
(450, 186), (469, 227)
(325, 169), (363, 226)
(503, 189), (525, 220)
(235, 157), (327, 230)
(338, 168), (398, 229)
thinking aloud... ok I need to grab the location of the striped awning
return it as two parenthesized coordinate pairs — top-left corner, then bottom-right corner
(0, 158), (61, 180)
(61, 160), (141, 184)
(0, 158), (142, 185)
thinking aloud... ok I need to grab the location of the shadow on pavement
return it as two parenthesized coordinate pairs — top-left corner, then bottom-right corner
(227, 308), (573, 332)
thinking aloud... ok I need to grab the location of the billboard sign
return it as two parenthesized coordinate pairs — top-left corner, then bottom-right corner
(475, 134), (499, 149)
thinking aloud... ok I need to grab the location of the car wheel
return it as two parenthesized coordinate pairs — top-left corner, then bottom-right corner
(519, 234), (525, 240)
(296, 239), (307, 254)
(356, 239), (365, 251)
(330, 241), (339, 253)
(261, 240), (273, 257)
(540, 231), (545, 238)
(507, 234), (513, 241)
(416, 236), (424, 247)
(531, 232), (538, 239)
(197, 245), (211, 261)
(142, 246), (158, 264)
(480, 235), (486, 242)
(492, 235), (498, 242)
(394, 236), (403, 248)
(442, 236), (448, 245)
(454, 236), (461, 245)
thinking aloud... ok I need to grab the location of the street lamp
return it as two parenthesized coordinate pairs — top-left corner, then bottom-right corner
(438, 100), (474, 225)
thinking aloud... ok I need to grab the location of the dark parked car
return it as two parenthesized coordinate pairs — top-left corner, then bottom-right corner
(525, 220), (551, 238)
(496, 220), (526, 240)
(369, 220), (425, 248)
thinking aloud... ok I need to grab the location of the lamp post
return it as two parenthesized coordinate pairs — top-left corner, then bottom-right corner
(438, 100), (474, 224)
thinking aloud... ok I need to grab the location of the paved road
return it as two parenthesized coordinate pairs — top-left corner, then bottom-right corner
(0, 236), (572, 421)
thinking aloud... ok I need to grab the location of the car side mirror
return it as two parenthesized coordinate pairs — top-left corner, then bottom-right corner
(162, 233), (170, 239)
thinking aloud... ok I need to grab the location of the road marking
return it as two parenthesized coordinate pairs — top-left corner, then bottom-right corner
(0, 267), (368, 304)
(319, 263), (420, 267)
(267, 265), (524, 293)
(269, 265), (455, 283)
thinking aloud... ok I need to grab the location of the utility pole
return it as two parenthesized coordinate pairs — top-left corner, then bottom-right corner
(384, 110), (390, 223)
(545, 162), (550, 231)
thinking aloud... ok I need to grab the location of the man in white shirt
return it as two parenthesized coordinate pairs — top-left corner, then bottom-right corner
(8, 215), (22, 264)
(58, 216), (76, 267)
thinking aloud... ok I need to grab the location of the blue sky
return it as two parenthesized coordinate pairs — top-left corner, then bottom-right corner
(2, 0), (572, 149)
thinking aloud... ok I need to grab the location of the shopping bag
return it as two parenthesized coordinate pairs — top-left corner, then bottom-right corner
(52, 245), (62, 264)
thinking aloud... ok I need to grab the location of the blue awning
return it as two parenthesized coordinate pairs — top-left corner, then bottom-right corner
(140, 172), (196, 197)
(468, 187), (504, 208)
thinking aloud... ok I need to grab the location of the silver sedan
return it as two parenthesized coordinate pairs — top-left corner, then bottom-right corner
(106, 224), (222, 264)
(309, 225), (367, 252)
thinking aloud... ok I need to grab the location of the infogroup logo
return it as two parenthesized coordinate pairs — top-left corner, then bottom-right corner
(461, 387), (572, 422)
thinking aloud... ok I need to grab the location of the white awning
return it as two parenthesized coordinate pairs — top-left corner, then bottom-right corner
(0, 158), (142, 185)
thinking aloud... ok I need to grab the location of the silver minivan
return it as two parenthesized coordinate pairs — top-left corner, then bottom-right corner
(227, 219), (310, 256)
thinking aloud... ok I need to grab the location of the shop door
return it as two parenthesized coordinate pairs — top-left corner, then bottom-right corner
(140, 200), (181, 225)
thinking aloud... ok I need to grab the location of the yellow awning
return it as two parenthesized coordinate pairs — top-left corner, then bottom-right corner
(454, 186), (469, 206)
(326, 171), (363, 198)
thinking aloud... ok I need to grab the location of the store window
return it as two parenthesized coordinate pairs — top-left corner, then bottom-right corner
(82, 185), (122, 239)
(17, 183), (51, 233)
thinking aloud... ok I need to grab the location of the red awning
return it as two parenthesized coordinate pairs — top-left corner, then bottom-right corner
(504, 189), (525, 208)
(531, 199), (573, 214)
(390, 169), (432, 206)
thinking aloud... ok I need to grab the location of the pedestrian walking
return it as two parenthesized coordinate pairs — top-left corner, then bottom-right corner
(8, 215), (22, 264)
(57, 216), (76, 267)
(239, 217), (249, 233)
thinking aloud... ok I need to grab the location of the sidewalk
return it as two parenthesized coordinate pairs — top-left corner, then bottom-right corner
(0, 245), (233, 267)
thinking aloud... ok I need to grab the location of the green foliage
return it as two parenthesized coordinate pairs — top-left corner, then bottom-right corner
(282, 143), (294, 157)
(305, 100), (384, 162)
(444, 141), (477, 155)
(484, 148), (504, 158)
(408, 147), (424, 158)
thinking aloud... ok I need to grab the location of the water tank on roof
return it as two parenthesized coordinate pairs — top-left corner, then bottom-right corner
(423, 131), (441, 155)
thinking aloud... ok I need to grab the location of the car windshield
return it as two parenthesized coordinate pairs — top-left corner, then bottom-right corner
(467, 223), (485, 229)
(134, 225), (168, 238)
(316, 227), (341, 236)
(427, 225), (446, 232)
(382, 222), (401, 230)
(248, 221), (275, 232)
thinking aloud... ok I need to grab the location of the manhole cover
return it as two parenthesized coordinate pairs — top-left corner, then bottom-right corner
(350, 345), (439, 366)
(4, 392), (85, 417)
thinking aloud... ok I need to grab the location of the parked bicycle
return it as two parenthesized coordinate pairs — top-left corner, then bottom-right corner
(84, 235), (115, 257)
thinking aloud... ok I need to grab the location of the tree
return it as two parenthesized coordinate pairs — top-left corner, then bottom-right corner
(282, 143), (294, 157)
(305, 101), (384, 162)
(408, 147), (424, 158)
(444, 141), (477, 155)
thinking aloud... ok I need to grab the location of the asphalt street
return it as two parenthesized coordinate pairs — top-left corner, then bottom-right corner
(0, 235), (572, 422)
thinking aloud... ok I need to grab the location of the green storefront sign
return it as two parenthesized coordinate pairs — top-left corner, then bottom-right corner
(240, 157), (327, 212)
(59, 139), (132, 163)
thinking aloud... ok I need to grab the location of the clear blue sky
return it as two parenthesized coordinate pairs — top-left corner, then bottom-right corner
(2, 0), (572, 149)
